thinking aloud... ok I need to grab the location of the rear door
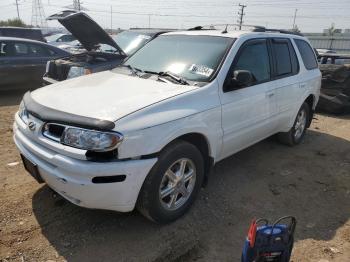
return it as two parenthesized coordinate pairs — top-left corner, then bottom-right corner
(0, 41), (29, 85)
(26, 43), (57, 81)
(269, 38), (301, 129)
(293, 38), (321, 101)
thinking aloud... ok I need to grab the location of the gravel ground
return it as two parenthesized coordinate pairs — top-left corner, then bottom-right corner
(0, 91), (349, 262)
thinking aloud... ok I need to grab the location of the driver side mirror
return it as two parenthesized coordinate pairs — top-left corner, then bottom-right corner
(224, 70), (253, 92)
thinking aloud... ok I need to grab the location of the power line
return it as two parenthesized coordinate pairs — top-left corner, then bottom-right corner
(237, 3), (247, 30)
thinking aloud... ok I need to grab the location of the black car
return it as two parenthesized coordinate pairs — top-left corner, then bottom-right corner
(43, 10), (171, 84)
(0, 37), (69, 88)
(0, 27), (46, 42)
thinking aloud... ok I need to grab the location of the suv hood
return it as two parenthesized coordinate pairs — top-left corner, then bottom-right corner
(30, 71), (198, 122)
(47, 10), (125, 55)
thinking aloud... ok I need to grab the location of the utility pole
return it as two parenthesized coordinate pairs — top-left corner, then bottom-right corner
(110, 5), (113, 32)
(73, 0), (81, 11)
(15, 0), (20, 19)
(148, 14), (151, 28)
(31, 0), (47, 28)
(237, 3), (246, 30)
(292, 8), (298, 30)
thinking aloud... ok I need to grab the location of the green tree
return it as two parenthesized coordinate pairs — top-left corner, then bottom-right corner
(0, 18), (29, 27)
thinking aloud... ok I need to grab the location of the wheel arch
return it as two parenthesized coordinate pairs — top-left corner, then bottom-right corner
(161, 132), (214, 186)
(304, 94), (316, 127)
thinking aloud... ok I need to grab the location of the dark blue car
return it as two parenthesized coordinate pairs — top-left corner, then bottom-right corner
(0, 37), (69, 88)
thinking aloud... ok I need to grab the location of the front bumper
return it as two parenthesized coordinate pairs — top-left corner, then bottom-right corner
(13, 117), (157, 212)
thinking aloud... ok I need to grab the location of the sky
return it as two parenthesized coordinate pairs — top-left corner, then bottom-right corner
(0, 0), (350, 33)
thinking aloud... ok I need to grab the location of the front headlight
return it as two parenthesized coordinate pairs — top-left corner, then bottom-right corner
(67, 66), (85, 79)
(18, 101), (29, 124)
(60, 127), (123, 152)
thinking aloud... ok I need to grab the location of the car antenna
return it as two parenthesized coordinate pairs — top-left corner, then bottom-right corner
(222, 24), (228, 34)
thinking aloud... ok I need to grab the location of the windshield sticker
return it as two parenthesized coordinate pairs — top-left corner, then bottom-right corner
(189, 64), (214, 77)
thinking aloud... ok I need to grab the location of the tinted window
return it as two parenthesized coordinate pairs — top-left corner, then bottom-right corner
(0, 42), (10, 56)
(62, 35), (75, 42)
(233, 40), (270, 83)
(272, 40), (292, 76)
(295, 39), (318, 70)
(14, 43), (29, 55)
(28, 44), (50, 56)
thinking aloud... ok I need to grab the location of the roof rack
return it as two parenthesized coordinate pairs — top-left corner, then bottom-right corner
(187, 24), (303, 36)
(252, 27), (304, 36)
(187, 24), (264, 31)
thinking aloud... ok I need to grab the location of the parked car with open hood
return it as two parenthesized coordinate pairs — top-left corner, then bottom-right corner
(14, 27), (321, 223)
(43, 10), (169, 84)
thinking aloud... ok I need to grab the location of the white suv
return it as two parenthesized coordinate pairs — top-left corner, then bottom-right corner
(14, 29), (321, 223)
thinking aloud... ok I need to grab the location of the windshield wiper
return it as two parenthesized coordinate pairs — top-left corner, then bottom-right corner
(121, 65), (143, 76)
(144, 70), (189, 85)
(160, 71), (190, 85)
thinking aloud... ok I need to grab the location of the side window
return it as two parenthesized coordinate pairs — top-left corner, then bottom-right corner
(14, 42), (29, 55)
(28, 44), (51, 56)
(61, 35), (75, 42)
(294, 39), (318, 70)
(233, 39), (271, 84)
(272, 39), (292, 76)
(0, 42), (9, 56)
(47, 48), (57, 56)
(67, 35), (76, 42)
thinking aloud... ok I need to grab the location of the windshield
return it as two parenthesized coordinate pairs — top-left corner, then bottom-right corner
(112, 31), (152, 55)
(124, 35), (234, 82)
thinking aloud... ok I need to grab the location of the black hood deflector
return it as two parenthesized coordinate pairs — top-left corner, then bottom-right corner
(23, 92), (115, 131)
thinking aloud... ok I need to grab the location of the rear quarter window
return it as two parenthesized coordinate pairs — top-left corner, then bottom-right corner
(294, 39), (318, 70)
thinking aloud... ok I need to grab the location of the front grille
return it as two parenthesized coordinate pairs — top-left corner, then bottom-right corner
(43, 123), (65, 142)
(47, 61), (71, 81)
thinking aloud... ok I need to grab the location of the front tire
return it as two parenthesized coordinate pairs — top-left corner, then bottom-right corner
(137, 140), (204, 223)
(278, 102), (310, 146)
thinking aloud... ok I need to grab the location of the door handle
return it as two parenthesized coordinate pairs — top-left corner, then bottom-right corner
(267, 93), (275, 98)
(300, 83), (307, 88)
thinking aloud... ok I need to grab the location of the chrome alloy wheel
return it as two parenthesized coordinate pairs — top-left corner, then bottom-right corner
(294, 108), (307, 140)
(159, 158), (196, 211)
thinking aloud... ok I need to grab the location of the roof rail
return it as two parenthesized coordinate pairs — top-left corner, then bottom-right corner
(252, 27), (304, 36)
(187, 24), (303, 36)
(187, 24), (264, 31)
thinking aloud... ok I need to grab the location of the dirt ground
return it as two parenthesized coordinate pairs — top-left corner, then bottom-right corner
(0, 90), (349, 262)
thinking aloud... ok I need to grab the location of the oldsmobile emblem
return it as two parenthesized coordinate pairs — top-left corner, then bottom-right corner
(28, 121), (36, 131)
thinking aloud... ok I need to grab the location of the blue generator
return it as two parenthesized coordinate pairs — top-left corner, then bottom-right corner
(241, 216), (296, 262)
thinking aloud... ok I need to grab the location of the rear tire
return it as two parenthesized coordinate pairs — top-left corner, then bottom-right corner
(137, 140), (204, 223)
(278, 102), (310, 146)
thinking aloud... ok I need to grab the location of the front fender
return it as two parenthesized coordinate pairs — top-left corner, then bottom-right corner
(116, 106), (223, 161)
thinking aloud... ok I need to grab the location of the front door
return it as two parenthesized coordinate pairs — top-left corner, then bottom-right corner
(219, 38), (278, 159)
